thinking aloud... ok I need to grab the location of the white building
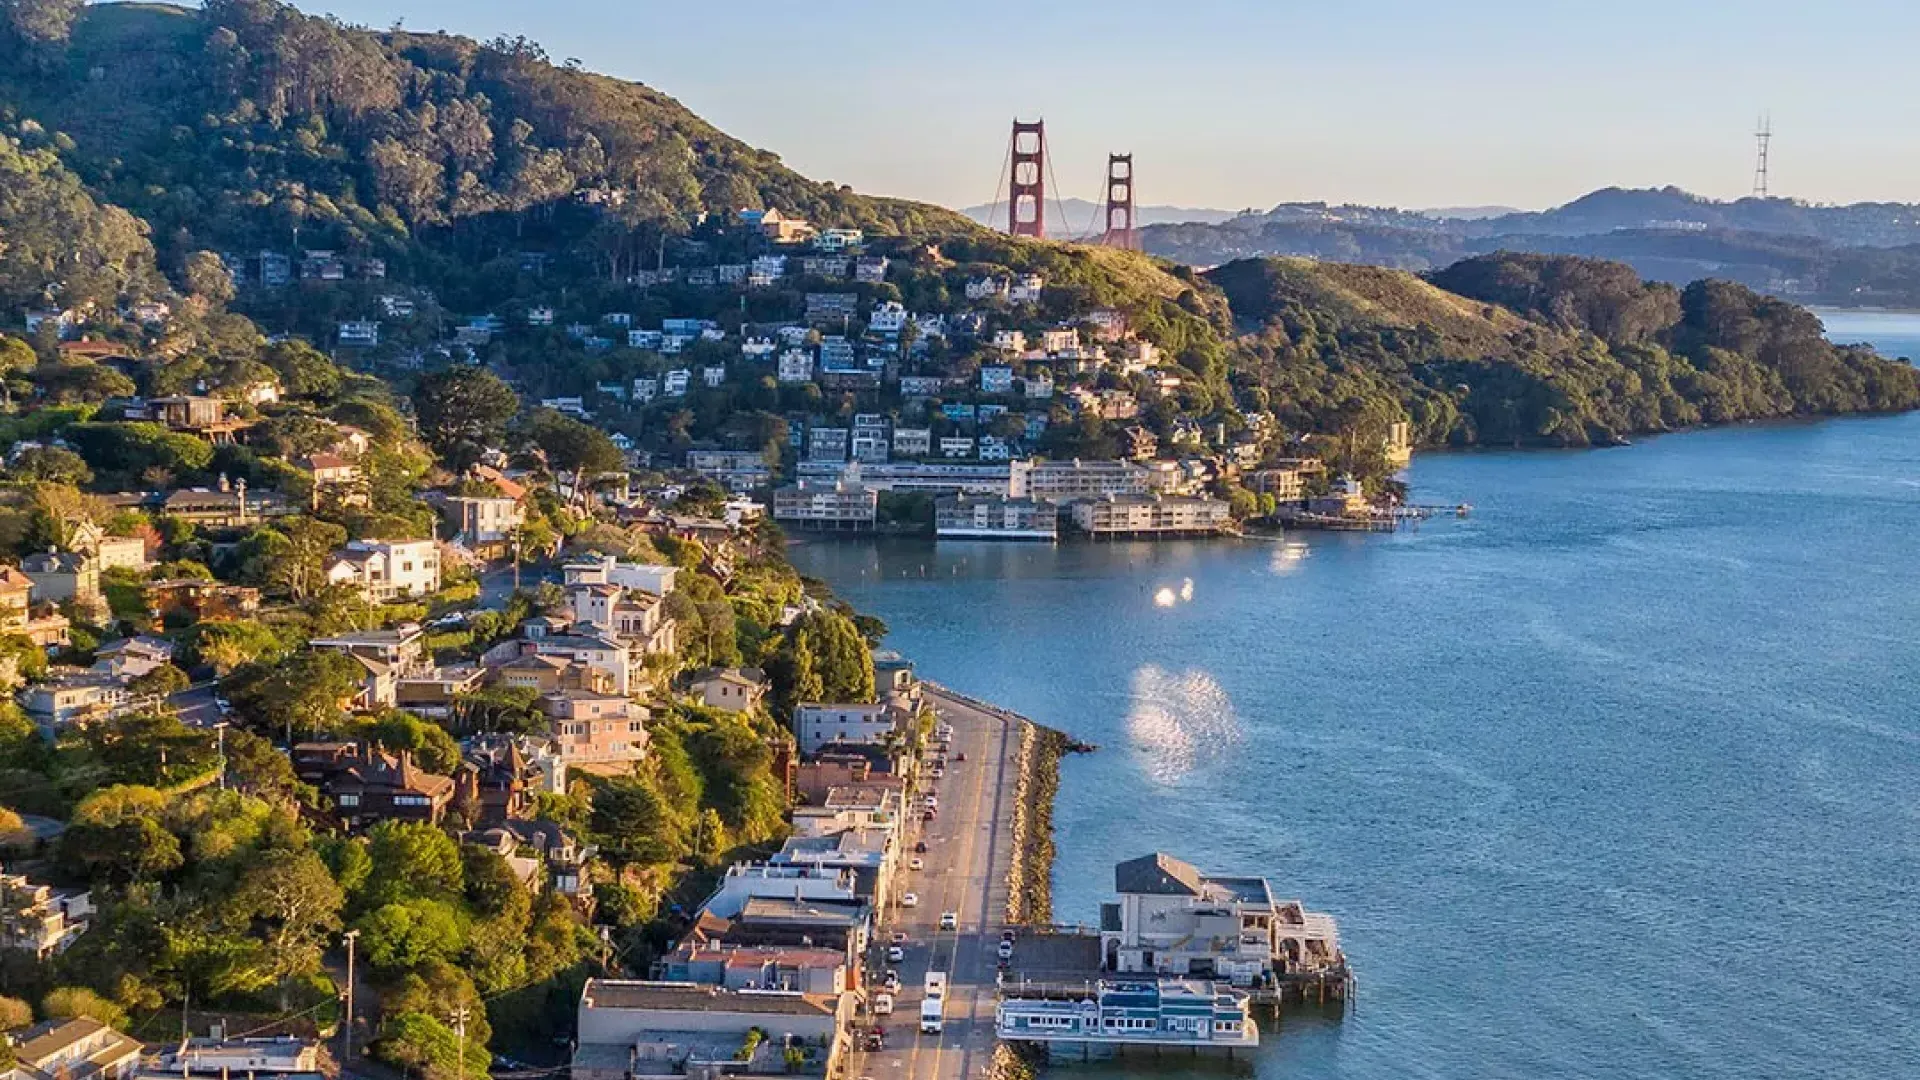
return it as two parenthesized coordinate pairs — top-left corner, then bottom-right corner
(980, 366), (1015, 394)
(939, 436), (975, 459)
(338, 320), (380, 347)
(992, 330), (1027, 353)
(778, 349), (815, 383)
(1098, 852), (1346, 982)
(325, 539), (440, 601)
(891, 428), (932, 457)
(562, 555), (678, 597)
(868, 301), (908, 335)
(1010, 273), (1045, 303)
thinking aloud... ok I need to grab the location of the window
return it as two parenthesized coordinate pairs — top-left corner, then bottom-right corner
(336, 794), (360, 807)
(394, 795), (431, 807)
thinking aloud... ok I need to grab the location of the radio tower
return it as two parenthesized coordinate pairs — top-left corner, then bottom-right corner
(1101, 153), (1138, 250)
(1008, 119), (1046, 238)
(1751, 114), (1772, 199)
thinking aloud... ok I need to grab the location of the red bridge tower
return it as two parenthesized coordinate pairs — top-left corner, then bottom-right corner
(1101, 153), (1137, 250)
(1008, 120), (1047, 238)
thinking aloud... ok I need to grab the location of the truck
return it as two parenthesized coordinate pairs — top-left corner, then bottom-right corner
(919, 995), (944, 1034)
(924, 971), (947, 1000)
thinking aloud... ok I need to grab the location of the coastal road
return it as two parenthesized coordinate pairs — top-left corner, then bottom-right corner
(854, 687), (1023, 1080)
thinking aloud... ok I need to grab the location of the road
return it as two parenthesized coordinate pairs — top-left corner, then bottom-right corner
(854, 687), (1023, 1080)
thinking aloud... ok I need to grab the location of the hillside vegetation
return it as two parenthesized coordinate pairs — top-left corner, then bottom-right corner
(0, 1), (1912, 462)
(1210, 252), (1920, 447)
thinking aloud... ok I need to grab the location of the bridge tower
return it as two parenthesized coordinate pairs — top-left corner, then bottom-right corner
(1008, 120), (1047, 238)
(1101, 153), (1138, 250)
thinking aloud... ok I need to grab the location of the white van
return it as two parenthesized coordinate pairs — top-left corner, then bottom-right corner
(873, 993), (894, 1016)
(924, 970), (948, 1000)
(919, 996), (943, 1034)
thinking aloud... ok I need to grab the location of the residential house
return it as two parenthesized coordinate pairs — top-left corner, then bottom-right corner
(306, 452), (366, 509)
(891, 428), (932, 457)
(484, 629), (639, 696)
(853, 256), (889, 284)
(934, 495), (1056, 541)
(292, 744), (456, 827)
(439, 494), (525, 555)
(0, 566), (68, 648)
(992, 330), (1027, 353)
(143, 1036), (322, 1080)
(686, 450), (772, 492)
(542, 690), (651, 771)
(791, 703), (907, 756)
(807, 426), (850, 463)
(663, 369), (691, 397)
(814, 227), (864, 252)
(394, 665), (487, 717)
(144, 580), (261, 623)
(867, 301), (908, 335)
(688, 668), (767, 713)
(777, 348), (815, 383)
(805, 293), (858, 323)
(21, 551), (101, 611)
(561, 555), (678, 597)
(324, 539), (440, 601)
(897, 376), (944, 399)
(964, 276), (1009, 301)
(147, 395), (251, 444)
(1015, 458), (1152, 502)
(1010, 272), (1045, 303)
(338, 320), (380, 347)
(980, 366), (1015, 394)
(939, 435), (975, 459)
(0, 873), (93, 959)
(3, 1018), (142, 1080)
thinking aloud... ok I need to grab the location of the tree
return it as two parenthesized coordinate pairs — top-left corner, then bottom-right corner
(224, 650), (360, 744)
(589, 775), (682, 868)
(0, 993), (31, 1030)
(183, 250), (236, 308)
(2, 0), (84, 47)
(521, 408), (624, 507)
(412, 368), (518, 471)
(362, 819), (463, 906)
(354, 899), (466, 971)
(187, 620), (287, 674)
(6, 445), (92, 486)
(262, 340), (343, 400)
(127, 663), (190, 698)
(40, 986), (126, 1029)
(222, 727), (304, 799)
(224, 848), (345, 984)
(362, 712), (461, 775)
(375, 1010), (490, 1080)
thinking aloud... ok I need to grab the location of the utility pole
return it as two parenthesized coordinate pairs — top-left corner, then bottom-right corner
(1752, 114), (1773, 199)
(213, 721), (228, 791)
(452, 1006), (470, 1080)
(341, 929), (360, 1063)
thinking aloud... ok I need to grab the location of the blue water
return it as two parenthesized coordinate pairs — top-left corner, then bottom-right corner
(788, 318), (1920, 1080)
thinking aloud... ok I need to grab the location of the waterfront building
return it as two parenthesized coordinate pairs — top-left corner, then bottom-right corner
(995, 979), (1257, 1051)
(1016, 458), (1152, 502)
(1098, 852), (1345, 982)
(772, 479), (878, 530)
(795, 460), (1014, 496)
(1071, 495), (1230, 536)
(934, 495), (1057, 541)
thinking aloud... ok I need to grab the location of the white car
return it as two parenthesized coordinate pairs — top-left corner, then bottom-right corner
(901, 892), (919, 908)
(873, 993), (894, 1016)
(939, 911), (958, 931)
(997, 939), (1013, 959)
(931, 767), (945, 779)
(886, 945), (904, 962)
(910, 857), (925, 871)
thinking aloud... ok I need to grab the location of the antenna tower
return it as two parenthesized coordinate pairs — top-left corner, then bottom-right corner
(1008, 119), (1046, 238)
(1101, 154), (1138, 250)
(1751, 115), (1772, 199)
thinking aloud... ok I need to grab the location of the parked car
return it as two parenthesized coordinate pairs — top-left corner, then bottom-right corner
(901, 892), (919, 908)
(910, 857), (925, 871)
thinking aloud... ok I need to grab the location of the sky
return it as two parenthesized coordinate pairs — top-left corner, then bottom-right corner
(279, 0), (1920, 213)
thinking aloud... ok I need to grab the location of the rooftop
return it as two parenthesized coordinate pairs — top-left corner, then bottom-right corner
(580, 979), (837, 1017)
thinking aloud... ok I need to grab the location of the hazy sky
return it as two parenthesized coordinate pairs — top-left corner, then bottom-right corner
(290, 0), (1920, 213)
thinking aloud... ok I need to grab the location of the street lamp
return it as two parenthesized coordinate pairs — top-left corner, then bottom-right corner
(341, 929), (360, 1062)
(212, 721), (229, 791)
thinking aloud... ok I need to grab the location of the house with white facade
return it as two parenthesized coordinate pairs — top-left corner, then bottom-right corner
(980, 366), (1015, 394)
(867, 301), (908, 335)
(325, 539), (440, 601)
(792, 703), (907, 756)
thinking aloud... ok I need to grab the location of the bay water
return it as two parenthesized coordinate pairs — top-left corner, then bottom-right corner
(787, 314), (1920, 1080)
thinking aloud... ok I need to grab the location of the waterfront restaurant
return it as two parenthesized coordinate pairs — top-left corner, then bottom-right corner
(995, 979), (1258, 1051)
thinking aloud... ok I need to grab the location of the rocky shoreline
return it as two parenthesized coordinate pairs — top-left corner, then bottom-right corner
(1005, 722), (1069, 925)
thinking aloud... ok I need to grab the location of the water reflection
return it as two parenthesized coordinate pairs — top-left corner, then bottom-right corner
(1126, 664), (1243, 784)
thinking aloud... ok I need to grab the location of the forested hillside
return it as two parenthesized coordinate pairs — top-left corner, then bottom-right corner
(0, 1), (1913, 462)
(1210, 253), (1920, 448)
(0, 1), (966, 297)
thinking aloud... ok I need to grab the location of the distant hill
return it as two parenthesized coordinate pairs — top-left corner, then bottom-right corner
(958, 197), (1244, 233)
(1143, 187), (1920, 306)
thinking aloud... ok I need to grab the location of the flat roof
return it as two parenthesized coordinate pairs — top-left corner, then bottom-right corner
(581, 980), (836, 1017)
